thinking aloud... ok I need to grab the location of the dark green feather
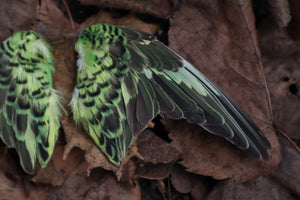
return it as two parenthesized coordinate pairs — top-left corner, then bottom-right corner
(72, 24), (271, 166)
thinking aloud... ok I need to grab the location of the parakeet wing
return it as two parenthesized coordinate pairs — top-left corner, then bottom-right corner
(0, 31), (64, 174)
(72, 24), (271, 165)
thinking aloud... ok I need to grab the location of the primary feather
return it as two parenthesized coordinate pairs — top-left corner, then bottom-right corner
(71, 24), (271, 165)
(0, 31), (64, 174)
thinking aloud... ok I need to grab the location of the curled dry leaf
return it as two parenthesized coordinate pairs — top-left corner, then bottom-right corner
(0, 0), (38, 41)
(136, 163), (173, 180)
(137, 130), (181, 164)
(79, 0), (175, 18)
(171, 164), (210, 195)
(42, 169), (141, 200)
(84, 173), (141, 200)
(119, 159), (137, 186)
(166, 0), (280, 182)
(31, 161), (63, 186)
(62, 117), (142, 180)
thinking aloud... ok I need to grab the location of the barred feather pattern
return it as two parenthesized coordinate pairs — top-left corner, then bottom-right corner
(71, 24), (271, 165)
(0, 31), (64, 174)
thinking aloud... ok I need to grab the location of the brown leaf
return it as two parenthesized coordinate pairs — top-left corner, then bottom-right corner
(136, 163), (173, 180)
(0, 171), (27, 200)
(36, 0), (79, 41)
(258, 11), (300, 139)
(270, 139), (300, 196)
(167, 119), (279, 183)
(137, 130), (181, 164)
(79, 0), (175, 18)
(0, 0), (38, 41)
(265, 0), (291, 27)
(171, 164), (210, 195)
(31, 161), (63, 186)
(0, 146), (139, 199)
(79, 10), (159, 34)
(207, 177), (298, 200)
(62, 117), (142, 180)
(83, 171), (141, 200)
(166, 0), (280, 182)
(119, 159), (137, 186)
(34, 169), (140, 200)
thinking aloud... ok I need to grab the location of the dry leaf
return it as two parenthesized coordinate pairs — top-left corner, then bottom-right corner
(136, 163), (173, 180)
(62, 116), (142, 180)
(265, 0), (291, 27)
(270, 139), (300, 196)
(83, 171), (141, 200)
(36, 0), (79, 40)
(80, 0), (175, 18)
(31, 161), (63, 186)
(0, 0), (38, 41)
(137, 130), (181, 164)
(258, 13), (300, 139)
(207, 177), (298, 200)
(167, 119), (278, 183)
(166, 0), (280, 182)
(79, 10), (159, 34)
(171, 164), (210, 195)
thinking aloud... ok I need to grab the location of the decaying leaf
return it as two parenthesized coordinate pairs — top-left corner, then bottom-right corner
(206, 177), (298, 200)
(258, 14), (300, 139)
(136, 163), (174, 180)
(171, 164), (211, 195)
(137, 130), (181, 164)
(0, 0), (38, 41)
(166, 0), (281, 182)
(79, 0), (176, 18)
(62, 116), (142, 180)
(166, 119), (279, 183)
(31, 161), (63, 186)
(270, 139), (300, 196)
(265, 0), (291, 27)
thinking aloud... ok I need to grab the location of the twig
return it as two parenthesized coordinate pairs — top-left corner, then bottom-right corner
(258, 59), (274, 122)
(277, 128), (300, 153)
(62, 0), (75, 33)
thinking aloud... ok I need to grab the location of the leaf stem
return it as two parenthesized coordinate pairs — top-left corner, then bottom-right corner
(62, 0), (75, 33)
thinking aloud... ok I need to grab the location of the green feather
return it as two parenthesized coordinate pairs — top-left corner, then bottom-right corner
(0, 31), (64, 174)
(71, 24), (271, 165)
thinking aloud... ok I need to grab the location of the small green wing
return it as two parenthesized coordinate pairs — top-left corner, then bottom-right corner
(72, 24), (271, 165)
(0, 31), (64, 174)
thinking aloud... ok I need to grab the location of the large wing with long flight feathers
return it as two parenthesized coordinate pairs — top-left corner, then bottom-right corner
(71, 24), (271, 165)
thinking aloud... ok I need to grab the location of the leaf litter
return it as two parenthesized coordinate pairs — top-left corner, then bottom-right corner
(0, 0), (299, 199)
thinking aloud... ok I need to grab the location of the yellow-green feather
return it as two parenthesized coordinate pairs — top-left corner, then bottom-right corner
(0, 31), (64, 174)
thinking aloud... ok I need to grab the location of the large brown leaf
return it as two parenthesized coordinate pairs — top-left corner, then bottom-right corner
(166, 0), (280, 182)
(79, 0), (175, 18)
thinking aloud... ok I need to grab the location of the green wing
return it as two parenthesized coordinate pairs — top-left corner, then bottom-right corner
(0, 31), (64, 174)
(71, 24), (271, 165)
